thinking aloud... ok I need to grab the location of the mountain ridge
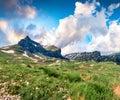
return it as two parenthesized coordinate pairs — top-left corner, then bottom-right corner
(0, 36), (120, 64)
(64, 51), (120, 64)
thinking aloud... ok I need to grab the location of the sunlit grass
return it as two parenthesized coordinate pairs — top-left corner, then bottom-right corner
(0, 51), (120, 99)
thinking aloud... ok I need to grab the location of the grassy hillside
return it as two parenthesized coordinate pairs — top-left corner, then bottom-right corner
(0, 51), (120, 100)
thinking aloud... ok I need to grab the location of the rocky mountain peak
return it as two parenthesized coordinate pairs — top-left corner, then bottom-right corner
(18, 36), (45, 53)
(18, 36), (65, 59)
(24, 36), (31, 41)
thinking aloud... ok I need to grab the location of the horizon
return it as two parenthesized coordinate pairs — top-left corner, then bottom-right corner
(0, 0), (120, 55)
(0, 35), (118, 56)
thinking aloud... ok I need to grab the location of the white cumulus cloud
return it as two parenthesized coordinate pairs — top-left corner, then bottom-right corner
(53, 1), (120, 55)
(74, 2), (95, 16)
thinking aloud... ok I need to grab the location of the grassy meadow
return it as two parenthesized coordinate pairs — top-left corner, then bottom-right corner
(0, 51), (120, 100)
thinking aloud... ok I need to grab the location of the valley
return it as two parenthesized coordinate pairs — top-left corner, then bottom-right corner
(0, 0), (120, 99)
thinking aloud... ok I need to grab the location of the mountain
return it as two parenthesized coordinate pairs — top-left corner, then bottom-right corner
(0, 36), (65, 60)
(1, 36), (120, 64)
(64, 51), (120, 64)
(0, 44), (120, 99)
(18, 36), (45, 54)
(0, 37), (120, 99)
(18, 36), (65, 59)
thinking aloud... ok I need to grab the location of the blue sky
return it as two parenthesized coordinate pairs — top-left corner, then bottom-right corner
(0, 0), (120, 54)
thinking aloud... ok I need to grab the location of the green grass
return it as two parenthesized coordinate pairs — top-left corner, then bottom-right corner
(0, 51), (120, 100)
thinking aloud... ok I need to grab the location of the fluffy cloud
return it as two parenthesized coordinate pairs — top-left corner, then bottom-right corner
(0, 19), (48, 46)
(54, 1), (120, 55)
(55, 1), (107, 48)
(74, 2), (95, 16)
(39, 29), (57, 46)
(108, 21), (120, 52)
(0, 0), (38, 46)
(0, 21), (47, 45)
(55, 15), (88, 47)
(82, 21), (120, 54)
(61, 21), (120, 55)
(7, 31), (25, 44)
(17, 6), (37, 19)
(0, 20), (25, 44)
(0, 0), (37, 19)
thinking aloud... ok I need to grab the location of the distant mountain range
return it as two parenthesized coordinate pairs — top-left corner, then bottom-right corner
(0, 36), (120, 64)
(65, 51), (120, 64)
